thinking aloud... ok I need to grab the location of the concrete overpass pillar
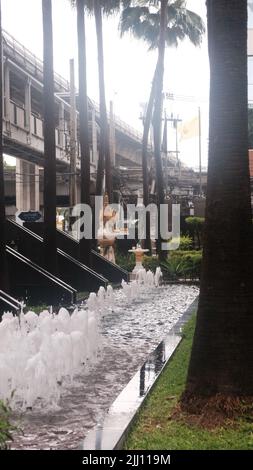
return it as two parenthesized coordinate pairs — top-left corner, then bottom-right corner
(16, 160), (40, 212)
(25, 77), (32, 141)
(30, 164), (40, 210)
(4, 61), (11, 133)
(109, 100), (116, 167)
(59, 101), (65, 148)
(91, 107), (98, 165)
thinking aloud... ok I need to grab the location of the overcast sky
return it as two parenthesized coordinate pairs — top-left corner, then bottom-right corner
(2, 0), (209, 168)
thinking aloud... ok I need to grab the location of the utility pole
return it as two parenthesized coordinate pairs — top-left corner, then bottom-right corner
(164, 113), (182, 170)
(69, 58), (77, 208)
(164, 92), (206, 195)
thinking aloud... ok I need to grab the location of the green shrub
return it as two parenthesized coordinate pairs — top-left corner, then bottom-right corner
(161, 257), (186, 280)
(25, 304), (48, 314)
(0, 401), (15, 449)
(115, 249), (202, 280)
(185, 217), (205, 249)
(143, 256), (160, 272)
(162, 251), (202, 280)
(115, 253), (135, 272)
(115, 253), (161, 273)
(170, 250), (202, 258)
(178, 235), (194, 251)
(185, 216), (205, 226)
(180, 252), (202, 279)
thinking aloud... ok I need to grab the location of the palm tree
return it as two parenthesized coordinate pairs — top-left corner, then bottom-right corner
(120, 1), (204, 253)
(42, 0), (57, 274)
(71, 1), (130, 257)
(0, 0), (9, 292)
(93, 0), (111, 200)
(76, 0), (92, 265)
(81, 1), (130, 202)
(152, 0), (167, 258)
(182, 0), (253, 407)
(77, 0), (90, 209)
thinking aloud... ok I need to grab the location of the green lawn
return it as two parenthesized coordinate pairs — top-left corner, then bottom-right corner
(124, 317), (253, 450)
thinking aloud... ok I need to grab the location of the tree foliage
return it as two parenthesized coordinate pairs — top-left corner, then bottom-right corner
(71, 0), (131, 16)
(120, 0), (205, 50)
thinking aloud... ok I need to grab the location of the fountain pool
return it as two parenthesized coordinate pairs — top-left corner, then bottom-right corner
(10, 283), (198, 449)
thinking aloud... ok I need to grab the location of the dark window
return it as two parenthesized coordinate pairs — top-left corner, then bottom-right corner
(14, 105), (17, 125)
(34, 116), (37, 135)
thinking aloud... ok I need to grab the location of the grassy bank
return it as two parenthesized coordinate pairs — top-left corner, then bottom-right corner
(124, 317), (253, 450)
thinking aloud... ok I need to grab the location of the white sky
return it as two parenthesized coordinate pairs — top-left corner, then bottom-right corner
(2, 0), (209, 169)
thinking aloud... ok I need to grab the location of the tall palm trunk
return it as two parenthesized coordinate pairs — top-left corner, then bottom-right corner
(142, 62), (159, 251)
(0, 1), (9, 292)
(94, 0), (112, 201)
(77, 0), (91, 265)
(42, 0), (57, 274)
(153, 0), (167, 260)
(184, 0), (253, 400)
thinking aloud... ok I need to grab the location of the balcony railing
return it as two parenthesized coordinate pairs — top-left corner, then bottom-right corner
(3, 30), (70, 92)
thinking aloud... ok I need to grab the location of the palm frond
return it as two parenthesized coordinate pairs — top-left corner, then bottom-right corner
(120, 0), (205, 50)
(80, 0), (131, 16)
(120, 5), (159, 49)
(177, 8), (206, 46)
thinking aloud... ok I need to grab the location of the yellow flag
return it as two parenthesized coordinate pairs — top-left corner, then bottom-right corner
(179, 116), (199, 140)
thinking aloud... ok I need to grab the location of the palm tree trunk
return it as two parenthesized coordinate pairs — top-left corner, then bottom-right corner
(42, 0), (57, 275)
(77, 0), (91, 266)
(0, 0), (9, 292)
(94, 0), (112, 201)
(142, 61), (159, 251)
(183, 0), (253, 401)
(153, 0), (167, 260)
